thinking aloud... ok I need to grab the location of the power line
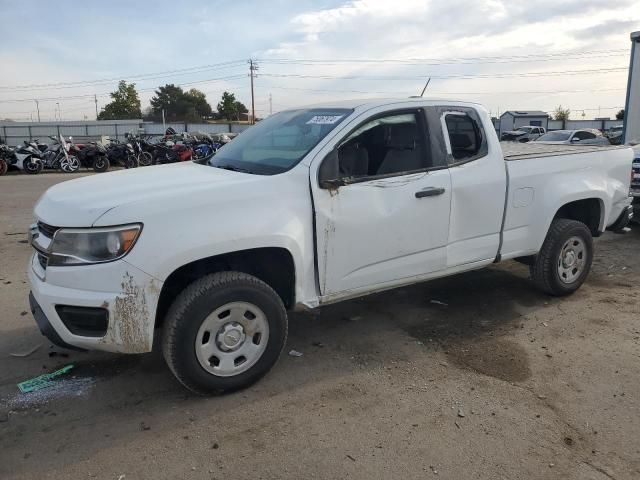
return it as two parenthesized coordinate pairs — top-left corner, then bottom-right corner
(258, 50), (628, 67)
(0, 74), (248, 104)
(257, 85), (626, 96)
(1, 48), (627, 92)
(260, 66), (628, 82)
(0, 60), (246, 91)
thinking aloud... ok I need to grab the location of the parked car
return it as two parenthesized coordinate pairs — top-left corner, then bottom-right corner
(28, 98), (633, 394)
(535, 129), (610, 145)
(500, 125), (546, 142)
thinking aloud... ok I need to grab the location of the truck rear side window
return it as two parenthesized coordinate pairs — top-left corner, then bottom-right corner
(444, 112), (485, 161)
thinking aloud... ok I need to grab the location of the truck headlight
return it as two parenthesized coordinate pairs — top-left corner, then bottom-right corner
(48, 224), (142, 266)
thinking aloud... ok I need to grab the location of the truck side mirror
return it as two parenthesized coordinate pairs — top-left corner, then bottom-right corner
(318, 149), (344, 189)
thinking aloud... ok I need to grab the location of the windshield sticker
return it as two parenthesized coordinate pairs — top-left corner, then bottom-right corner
(307, 115), (343, 125)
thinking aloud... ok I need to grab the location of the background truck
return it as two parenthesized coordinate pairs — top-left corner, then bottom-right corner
(500, 125), (546, 142)
(28, 98), (634, 394)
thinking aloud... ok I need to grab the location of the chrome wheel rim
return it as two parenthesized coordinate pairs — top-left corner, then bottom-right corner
(557, 236), (586, 284)
(195, 301), (269, 377)
(61, 155), (79, 172)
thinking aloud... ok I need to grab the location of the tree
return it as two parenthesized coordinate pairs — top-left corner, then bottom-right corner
(234, 100), (248, 120)
(616, 109), (625, 120)
(553, 105), (571, 122)
(214, 91), (249, 121)
(185, 88), (213, 119)
(216, 91), (239, 120)
(97, 81), (141, 120)
(149, 84), (213, 122)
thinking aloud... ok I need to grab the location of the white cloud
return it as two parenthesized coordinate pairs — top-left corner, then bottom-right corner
(1, 0), (639, 121)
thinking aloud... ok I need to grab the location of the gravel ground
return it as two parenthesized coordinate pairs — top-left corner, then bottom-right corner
(1, 172), (639, 480)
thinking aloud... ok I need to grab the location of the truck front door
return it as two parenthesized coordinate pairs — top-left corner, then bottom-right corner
(311, 106), (452, 298)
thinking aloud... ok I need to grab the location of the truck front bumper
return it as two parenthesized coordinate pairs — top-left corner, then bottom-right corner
(29, 292), (84, 351)
(28, 254), (162, 353)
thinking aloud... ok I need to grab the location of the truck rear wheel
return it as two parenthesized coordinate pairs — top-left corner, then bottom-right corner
(162, 271), (288, 394)
(530, 219), (593, 296)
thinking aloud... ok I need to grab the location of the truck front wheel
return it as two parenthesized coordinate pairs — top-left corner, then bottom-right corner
(530, 219), (593, 296)
(162, 272), (288, 394)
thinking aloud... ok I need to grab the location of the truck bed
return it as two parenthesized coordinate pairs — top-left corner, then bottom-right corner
(501, 141), (627, 161)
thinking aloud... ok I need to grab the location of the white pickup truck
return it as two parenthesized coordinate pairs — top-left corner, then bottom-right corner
(28, 98), (634, 394)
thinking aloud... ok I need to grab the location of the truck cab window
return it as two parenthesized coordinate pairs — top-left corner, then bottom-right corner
(337, 112), (431, 179)
(444, 113), (483, 161)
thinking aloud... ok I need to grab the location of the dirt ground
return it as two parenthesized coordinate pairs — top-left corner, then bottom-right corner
(1, 172), (639, 480)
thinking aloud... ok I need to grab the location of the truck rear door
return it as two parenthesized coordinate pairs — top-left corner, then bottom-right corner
(311, 105), (452, 297)
(429, 106), (506, 266)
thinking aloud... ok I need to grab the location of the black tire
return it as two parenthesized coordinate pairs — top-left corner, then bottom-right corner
(23, 158), (42, 174)
(139, 151), (152, 167)
(0, 159), (7, 176)
(162, 271), (288, 394)
(125, 154), (138, 169)
(92, 156), (109, 172)
(530, 219), (593, 296)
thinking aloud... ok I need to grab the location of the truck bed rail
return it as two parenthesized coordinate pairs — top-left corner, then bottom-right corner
(501, 141), (627, 161)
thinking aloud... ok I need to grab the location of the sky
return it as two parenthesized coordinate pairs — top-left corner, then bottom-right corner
(0, 0), (639, 121)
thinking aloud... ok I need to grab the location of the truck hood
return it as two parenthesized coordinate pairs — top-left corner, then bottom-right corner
(34, 162), (258, 226)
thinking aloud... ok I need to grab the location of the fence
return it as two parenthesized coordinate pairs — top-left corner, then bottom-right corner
(547, 119), (623, 131)
(0, 120), (252, 146)
(2, 118), (626, 147)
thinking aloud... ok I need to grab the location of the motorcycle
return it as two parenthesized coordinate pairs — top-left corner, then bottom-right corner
(191, 133), (221, 160)
(151, 141), (180, 165)
(106, 139), (137, 169)
(127, 134), (153, 167)
(68, 137), (110, 173)
(13, 140), (44, 174)
(0, 144), (13, 176)
(41, 135), (80, 173)
(172, 142), (194, 162)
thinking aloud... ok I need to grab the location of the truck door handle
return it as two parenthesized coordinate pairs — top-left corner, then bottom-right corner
(415, 187), (445, 198)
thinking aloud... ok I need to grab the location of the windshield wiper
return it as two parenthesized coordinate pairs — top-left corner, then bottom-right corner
(213, 164), (254, 174)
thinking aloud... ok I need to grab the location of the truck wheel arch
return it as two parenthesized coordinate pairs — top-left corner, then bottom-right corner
(551, 197), (605, 236)
(154, 247), (296, 329)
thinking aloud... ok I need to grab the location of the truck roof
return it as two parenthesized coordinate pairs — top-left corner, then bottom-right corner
(293, 97), (485, 112)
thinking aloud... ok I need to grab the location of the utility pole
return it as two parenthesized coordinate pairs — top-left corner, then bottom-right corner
(94, 94), (99, 120)
(34, 99), (40, 122)
(162, 109), (166, 132)
(269, 93), (272, 116)
(249, 59), (258, 124)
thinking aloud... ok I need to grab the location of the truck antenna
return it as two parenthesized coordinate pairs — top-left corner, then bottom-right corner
(420, 78), (431, 97)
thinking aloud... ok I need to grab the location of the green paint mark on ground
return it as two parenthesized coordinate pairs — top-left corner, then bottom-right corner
(17, 364), (75, 393)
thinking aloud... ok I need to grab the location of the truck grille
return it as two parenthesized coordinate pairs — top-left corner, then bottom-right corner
(33, 221), (59, 271)
(37, 221), (59, 239)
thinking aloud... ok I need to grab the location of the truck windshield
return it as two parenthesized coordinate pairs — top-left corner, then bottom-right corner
(537, 131), (572, 141)
(209, 108), (353, 175)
